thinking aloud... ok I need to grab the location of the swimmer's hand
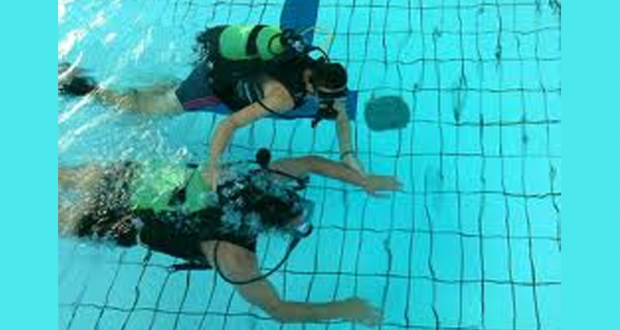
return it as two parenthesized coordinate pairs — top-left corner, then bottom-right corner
(362, 175), (403, 196)
(204, 164), (220, 191)
(342, 154), (365, 176)
(338, 297), (383, 327)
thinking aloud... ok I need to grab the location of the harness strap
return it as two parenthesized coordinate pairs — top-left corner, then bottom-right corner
(246, 25), (267, 57)
(169, 261), (212, 272)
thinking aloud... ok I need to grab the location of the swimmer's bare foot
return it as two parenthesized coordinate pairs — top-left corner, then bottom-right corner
(58, 62), (98, 96)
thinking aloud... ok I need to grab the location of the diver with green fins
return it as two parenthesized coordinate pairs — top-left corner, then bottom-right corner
(59, 150), (401, 325)
(58, 24), (364, 190)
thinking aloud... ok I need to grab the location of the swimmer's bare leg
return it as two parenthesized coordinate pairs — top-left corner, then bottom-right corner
(58, 165), (108, 234)
(58, 165), (107, 192)
(59, 64), (184, 115)
(58, 198), (86, 235)
(93, 83), (185, 115)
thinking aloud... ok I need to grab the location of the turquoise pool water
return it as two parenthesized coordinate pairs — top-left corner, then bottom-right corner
(58, 0), (561, 329)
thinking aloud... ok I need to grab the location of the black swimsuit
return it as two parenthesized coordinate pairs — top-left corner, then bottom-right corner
(175, 56), (311, 112)
(135, 208), (257, 264)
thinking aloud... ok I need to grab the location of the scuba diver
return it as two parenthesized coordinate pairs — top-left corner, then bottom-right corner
(58, 25), (364, 190)
(58, 150), (400, 326)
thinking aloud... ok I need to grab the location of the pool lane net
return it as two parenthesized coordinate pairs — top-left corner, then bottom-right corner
(58, 0), (561, 329)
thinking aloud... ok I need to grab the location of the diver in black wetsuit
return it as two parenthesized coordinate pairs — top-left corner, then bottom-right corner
(58, 153), (400, 326)
(58, 25), (366, 189)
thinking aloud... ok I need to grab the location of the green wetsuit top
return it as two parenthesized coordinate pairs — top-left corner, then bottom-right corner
(129, 160), (212, 213)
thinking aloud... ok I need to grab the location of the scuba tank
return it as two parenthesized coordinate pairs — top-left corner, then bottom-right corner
(217, 25), (307, 61)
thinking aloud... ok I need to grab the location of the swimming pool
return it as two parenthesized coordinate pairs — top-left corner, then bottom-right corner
(58, 0), (561, 329)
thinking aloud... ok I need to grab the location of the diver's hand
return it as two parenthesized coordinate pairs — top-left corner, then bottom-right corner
(363, 175), (403, 195)
(342, 154), (365, 176)
(204, 164), (220, 191)
(338, 297), (383, 327)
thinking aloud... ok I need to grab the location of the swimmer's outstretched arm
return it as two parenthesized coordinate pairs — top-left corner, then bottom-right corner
(205, 85), (294, 190)
(270, 156), (402, 194)
(335, 102), (365, 175)
(200, 241), (382, 326)
(335, 104), (353, 155)
(206, 102), (270, 189)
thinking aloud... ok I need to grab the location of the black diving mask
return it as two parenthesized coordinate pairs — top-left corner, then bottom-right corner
(312, 87), (348, 128)
(290, 199), (315, 238)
